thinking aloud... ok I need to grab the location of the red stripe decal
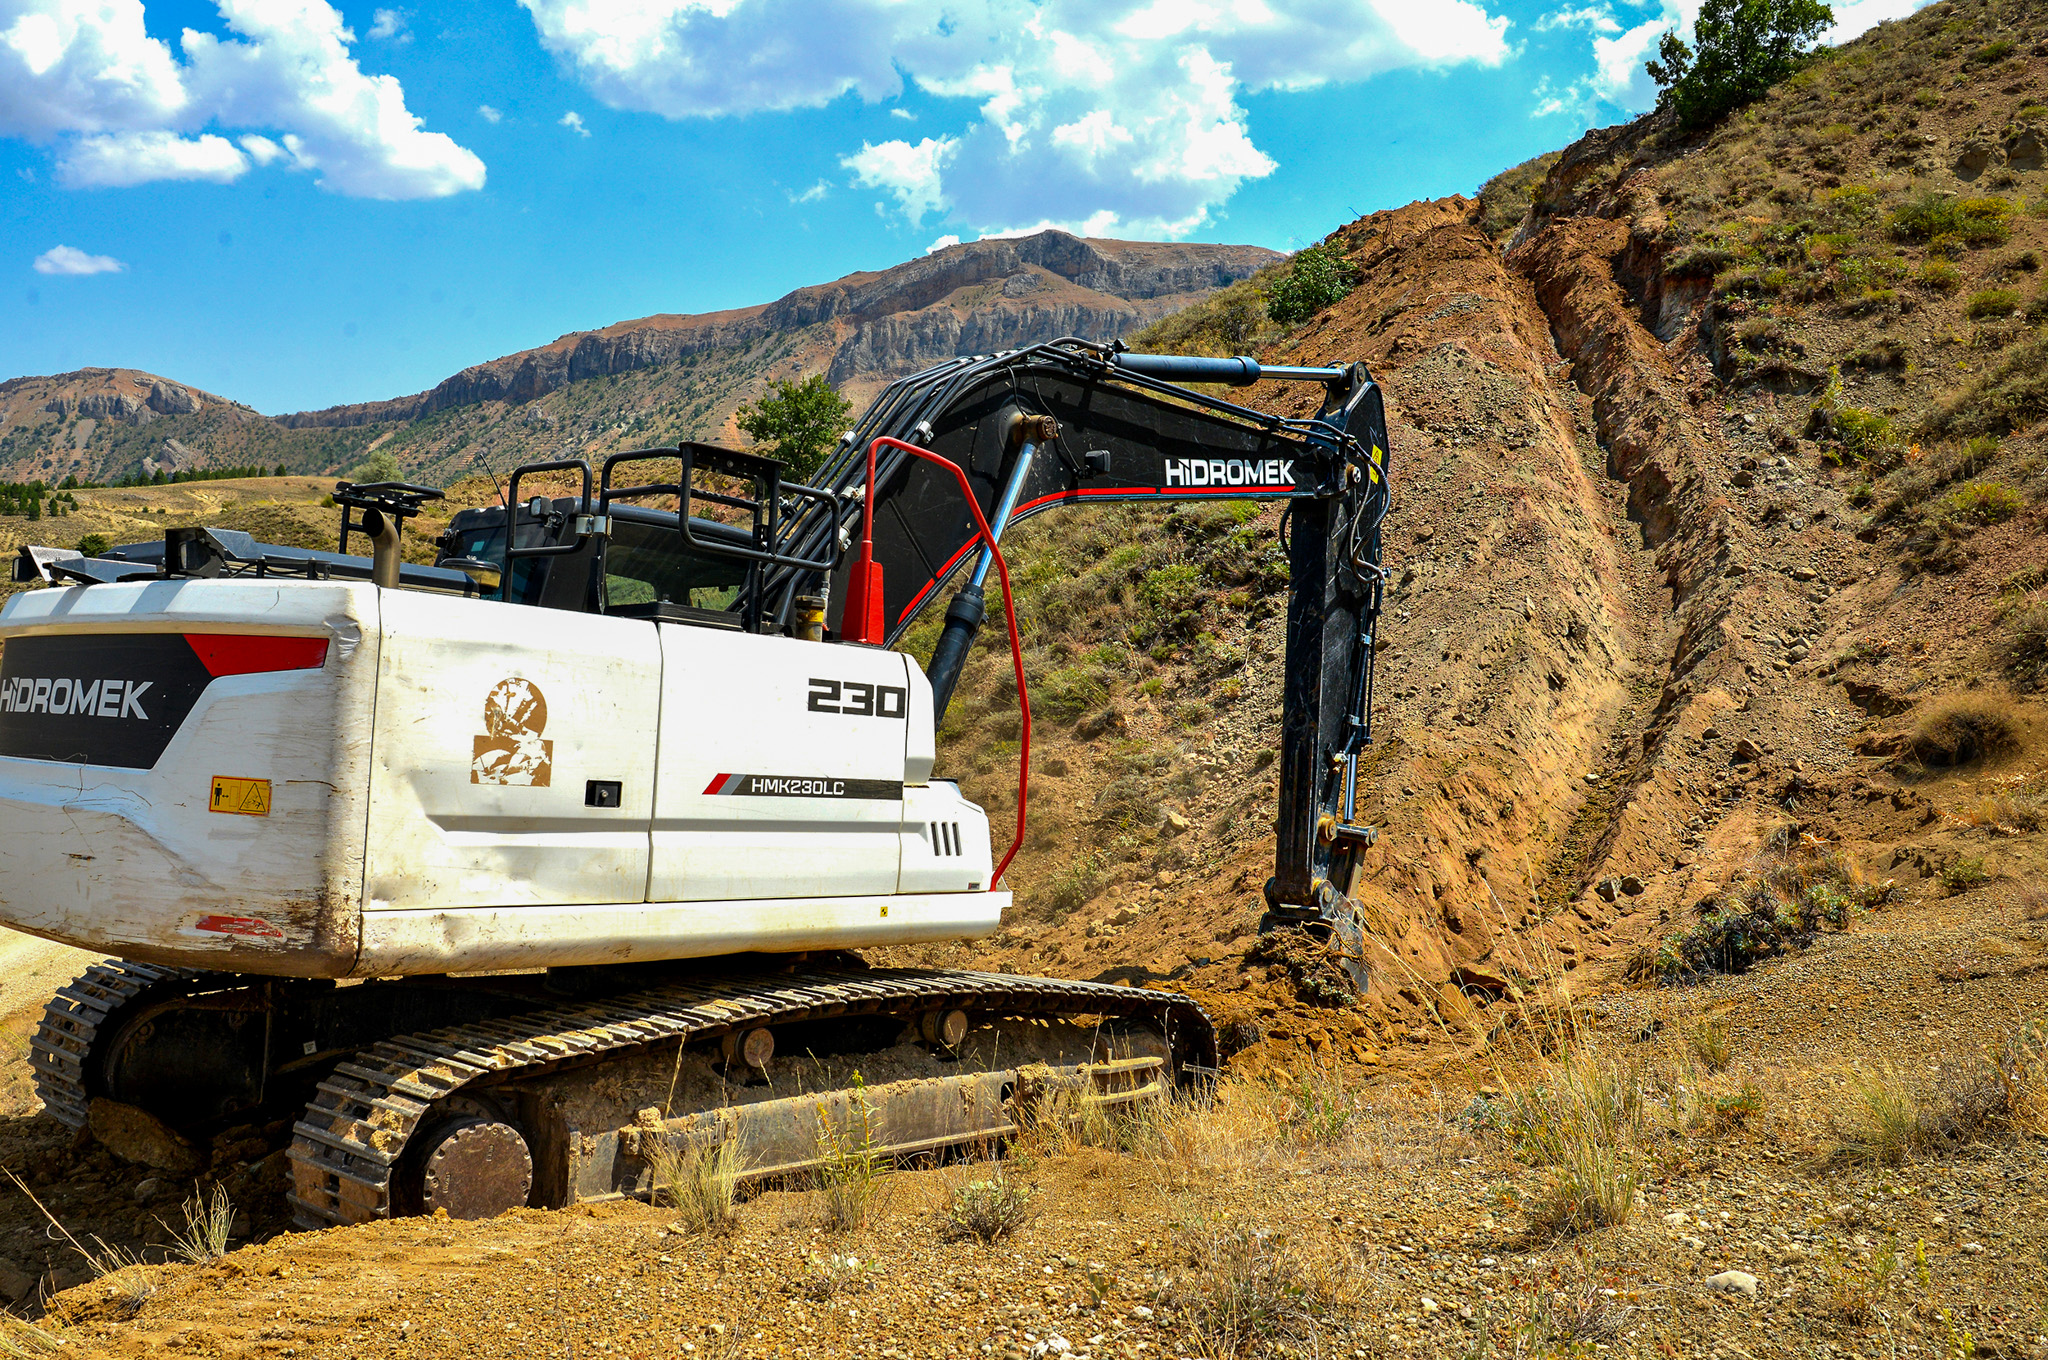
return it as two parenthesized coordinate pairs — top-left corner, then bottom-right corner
(703, 773), (731, 795)
(184, 634), (330, 677)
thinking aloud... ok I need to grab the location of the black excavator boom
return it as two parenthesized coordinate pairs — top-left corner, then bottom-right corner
(764, 338), (1392, 992)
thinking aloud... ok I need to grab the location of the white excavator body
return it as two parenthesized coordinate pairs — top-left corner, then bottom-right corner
(0, 577), (1000, 978)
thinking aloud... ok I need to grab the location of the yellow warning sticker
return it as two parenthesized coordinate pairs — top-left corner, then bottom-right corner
(209, 776), (272, 817)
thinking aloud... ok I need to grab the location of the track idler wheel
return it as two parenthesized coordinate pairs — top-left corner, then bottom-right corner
(405, 1097), (534, 1220)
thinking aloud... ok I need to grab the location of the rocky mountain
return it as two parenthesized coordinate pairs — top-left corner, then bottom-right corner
(0, 231), (1277, 486)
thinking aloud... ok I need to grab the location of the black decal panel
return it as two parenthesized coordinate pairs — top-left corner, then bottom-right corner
(0, 635), (214, 769)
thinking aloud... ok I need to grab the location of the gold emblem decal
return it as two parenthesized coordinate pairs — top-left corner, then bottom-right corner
(472, 677), (552, 787)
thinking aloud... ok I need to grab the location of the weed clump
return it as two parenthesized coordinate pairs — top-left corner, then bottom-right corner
(1967, 288), (2021, 319)
(938, 1171), (1035, 1243)
(2006, 604), (2048, 689)
(1941, 481), (2024, 524)
(1161, 1220), (1341, 1357)
(647, 1137), (742, 1234)
(1909, 694), (2022, 766)
(1497, 1058), (1644, 1237)
(815, 1073), (884, 1232)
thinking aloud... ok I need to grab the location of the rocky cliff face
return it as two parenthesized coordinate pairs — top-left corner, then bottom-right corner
(278, 231), (1278, 429)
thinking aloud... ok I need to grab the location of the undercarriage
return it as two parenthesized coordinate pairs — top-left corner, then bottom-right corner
(33, 958), (1215, 1226)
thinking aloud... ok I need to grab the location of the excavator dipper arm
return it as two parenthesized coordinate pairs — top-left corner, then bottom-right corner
(768, 338), (1392, 991)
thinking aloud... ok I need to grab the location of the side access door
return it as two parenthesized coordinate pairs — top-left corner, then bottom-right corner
(363, 590), (660, 910)
(649, 625), (907, 901)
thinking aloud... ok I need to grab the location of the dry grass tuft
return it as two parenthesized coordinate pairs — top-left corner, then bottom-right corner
(1826, 1235), (1902, 1324)
(165, 1183), (233, 1265)
(1684, 1018), (1733, 1073)
(2, 1168), (163, 1318)
(1160, 1217), (1347, 1358)
(647, 1137), (742, 1235)
(1497, 1058), (1644, 1238)
(1830, 1064), (1948, 1165)
(1909, 694), (2023, 766)
(815, 1073), (885, 1232)
(938, 1170), (1035, 1243)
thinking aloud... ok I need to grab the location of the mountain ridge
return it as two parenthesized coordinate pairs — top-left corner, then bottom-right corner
(0, 230), (1279, 485)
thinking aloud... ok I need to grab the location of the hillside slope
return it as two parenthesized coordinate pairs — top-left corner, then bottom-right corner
(904, 0), (2048, 1076)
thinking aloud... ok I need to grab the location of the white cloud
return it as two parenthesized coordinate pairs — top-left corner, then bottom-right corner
(791, 178), (827, 202)
(843, 135), (954, 223)
(57, 127), (247, 184)
(889, 107), (915, 120)
(368, 8), (408, 41)
(33, 243), (125, 274)
(518, 0), (1513, 237)
(0, 0), (483, 198)
(1821, 0), (1930, 44)
(559, 109), (588, 136)
(477, 102), (501, 122)
(925, 234), (961, 252)
(1536, 5), (1621, 33)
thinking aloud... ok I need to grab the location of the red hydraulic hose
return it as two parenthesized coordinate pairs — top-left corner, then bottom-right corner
(864, 437), (1031, 885)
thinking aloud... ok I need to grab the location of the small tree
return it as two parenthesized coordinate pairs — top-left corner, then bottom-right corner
(348, 448), (402, 484)
(734, 374), (853, 481)
(77, 534), (109, 557)
(1647, 0), (1835, 132)
(1266, 245), (1357, 327)
(25, 495), (39, 522)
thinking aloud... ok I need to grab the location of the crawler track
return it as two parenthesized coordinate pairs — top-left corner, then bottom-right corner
(289, 967), (1212, 1230)
(30, 960), (232, 1127)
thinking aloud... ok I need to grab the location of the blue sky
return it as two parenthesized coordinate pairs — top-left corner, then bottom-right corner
(1, 0), (1929, 415)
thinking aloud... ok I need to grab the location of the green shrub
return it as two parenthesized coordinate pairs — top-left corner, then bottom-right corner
(1037, 667), (1110, 721)
(1823, 183), (1880, 227)
(1266, 244), (1357, 326)
(1922, 330), (2048, 435)
(1970, 39), (2016, 65)
(75, 533), (110, 557)
(1968, 288), (2022, 319)
(1825, 405), (1899, 458)
(1919, 259), (1964, 292)
(1891, 193), (2014, 248)
(1941, 857), (1989, 893)
(1135, 563), (1206, 640)
(939, 1172), (1034, 1243)
(1942, 481), (2024, 524)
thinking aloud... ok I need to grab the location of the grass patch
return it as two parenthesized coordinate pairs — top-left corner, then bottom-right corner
(1684, 1019), (1733, 1073)
(1941, 480), (2024, 524)
(1495, 1058), (1644, 1238)
(1909, 694), (2023, 766)
(1922, 329), (2048, 436)
(165, 1183), (233, 1264)
(1831, 1064), (1943, 1165)
(1968, 288), (2022, 319)
(1941, 856), (1989, 894)
(1161, 1219), (1344, 1357)
(2007, 602), (2048, 689)
(647, 1137), (742, 1234)
(815, 1072), (884, 1232)
(1890, 193), (2013, 249)
(938, 1170), (1035, 1243)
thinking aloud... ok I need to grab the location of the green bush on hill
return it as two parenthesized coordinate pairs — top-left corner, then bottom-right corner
(1647, 0), (1835, 132)
(1266, 245), (1357, 327)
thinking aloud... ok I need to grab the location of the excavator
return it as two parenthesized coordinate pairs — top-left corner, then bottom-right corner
(0, 338), (1388, 1227)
